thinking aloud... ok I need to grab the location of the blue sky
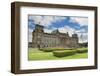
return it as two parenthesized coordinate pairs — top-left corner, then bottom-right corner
(28, 15), (88, 43)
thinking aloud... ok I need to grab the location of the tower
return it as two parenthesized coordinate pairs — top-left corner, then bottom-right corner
(72, 33), (78, 47)
(32, 24), (44, 48)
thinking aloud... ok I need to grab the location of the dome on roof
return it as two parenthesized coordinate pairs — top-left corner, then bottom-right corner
(72, 33), (78, 38)
(52, 29), (59, 34)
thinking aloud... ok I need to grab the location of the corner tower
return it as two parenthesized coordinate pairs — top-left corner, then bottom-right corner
(71, 33), (79, 47)
(32, 24), (44, 48)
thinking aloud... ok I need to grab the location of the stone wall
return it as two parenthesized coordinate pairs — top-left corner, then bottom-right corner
(32, 24), (79, 48)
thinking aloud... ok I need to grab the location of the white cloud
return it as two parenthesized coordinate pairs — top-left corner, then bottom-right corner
(29, 15), (66, 27)
(58, 25), (75, 36)
(70, 17), (88, 26)
(28, 15), (88, 43)
(76, 28), (87, 33)
(77, 33), (88, 43)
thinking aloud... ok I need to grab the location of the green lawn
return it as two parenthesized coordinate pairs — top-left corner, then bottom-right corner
(28, 48), (88, 61)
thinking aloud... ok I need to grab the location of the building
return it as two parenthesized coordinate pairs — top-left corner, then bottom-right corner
(32, 24), (79, 48)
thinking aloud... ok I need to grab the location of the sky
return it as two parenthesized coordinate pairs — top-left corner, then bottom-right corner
(28, 15), (88, 43)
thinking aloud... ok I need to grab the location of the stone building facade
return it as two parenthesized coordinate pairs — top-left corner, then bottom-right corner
(32, 24), (79, 48)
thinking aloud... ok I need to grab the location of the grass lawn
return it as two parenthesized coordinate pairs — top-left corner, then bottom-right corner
(28, 48), (88, 61)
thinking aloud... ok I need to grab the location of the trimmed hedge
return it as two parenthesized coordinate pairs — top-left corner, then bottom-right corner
(53, 50), (76, 57)
(39, 48), (72, 52)
(40, 48), (88, 54)
(39, 48), (54, 52)
(76, 48), (88, 53)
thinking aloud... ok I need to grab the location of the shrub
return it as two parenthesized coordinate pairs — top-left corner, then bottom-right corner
(76, 48), (88, 53)
(53, 50), (76, 57)
(39, 48), (73, 52)
(39, 48), (54, 52)
(55, 48), (73, 50)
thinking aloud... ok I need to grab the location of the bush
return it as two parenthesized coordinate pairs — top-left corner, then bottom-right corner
(39, 48), (54, 52)
(55, 48), (73, 50)
(76, 48), (88, 53)
(39, 48), (73, 52)
(53, 50), (76, 57)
